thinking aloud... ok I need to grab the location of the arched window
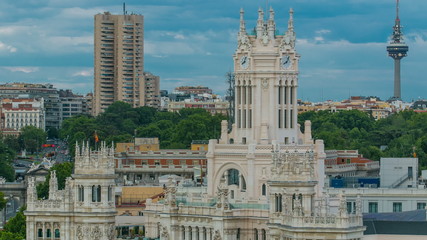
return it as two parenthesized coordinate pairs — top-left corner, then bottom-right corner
(241, 176), (246, 191)
(182, 226), (186, 240)
(108, 186), (112, 202)
(38, 229), (43, 238)
(54, 229), (60, 238)
(227, 169), (239, 186)
(254, 229), (258, 240)
(92, 185), (101, 202)
(46, 229), (51, 238)
(262, 229), (266, 240)
(78, 185), (84, 202)
(196, 227), (200, 240)
(262, 184), (266, 196)
(236, 228), (240, 240)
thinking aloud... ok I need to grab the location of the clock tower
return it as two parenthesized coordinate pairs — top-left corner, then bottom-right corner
(232, 7), (300, 145)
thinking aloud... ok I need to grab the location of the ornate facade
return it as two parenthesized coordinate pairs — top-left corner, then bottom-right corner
(144, 7), (365, 240)
(25, 142), (116, 240)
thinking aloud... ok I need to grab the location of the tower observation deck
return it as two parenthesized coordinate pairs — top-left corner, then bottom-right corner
(386, 0), (408, 100)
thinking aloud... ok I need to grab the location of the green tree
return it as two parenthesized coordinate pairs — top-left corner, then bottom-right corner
(3, 206), (26, 238)
(0, 192), (6, 211)
(19, 126), (47, 154)
(0, 141), (15, 181)
(37, 162), (74, 199)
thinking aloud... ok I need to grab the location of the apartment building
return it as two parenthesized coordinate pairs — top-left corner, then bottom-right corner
(93, 12), (145, 115)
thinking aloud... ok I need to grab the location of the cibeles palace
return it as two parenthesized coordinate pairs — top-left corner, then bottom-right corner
(25, 7), (366, 240)
(143, 8), (365, 240)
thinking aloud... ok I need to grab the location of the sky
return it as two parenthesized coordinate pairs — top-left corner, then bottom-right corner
(0, 0), (426, 102)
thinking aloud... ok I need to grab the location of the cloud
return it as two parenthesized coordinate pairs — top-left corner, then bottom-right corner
(72, 69), (93, 77)
(0, 41), (17, 53)
(3, 66), (38, 73)
(315, 29), (331, 35)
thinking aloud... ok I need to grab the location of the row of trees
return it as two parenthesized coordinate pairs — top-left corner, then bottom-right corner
(2, 125), (47, 154)
(60, 102), (227, 153)
(298, 110), (427, 169)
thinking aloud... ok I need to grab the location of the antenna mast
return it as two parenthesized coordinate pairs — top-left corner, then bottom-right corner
(123, 2), (126, 15)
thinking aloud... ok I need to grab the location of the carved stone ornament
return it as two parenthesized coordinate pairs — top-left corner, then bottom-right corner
(261, 78), (269, 89)
(77, 225), (83, 240)
(91, 225), (102, 240)
(105, 224), (115, 240)
(238, 33), (252, 51)
(161, 226), (169, 240)
(213, 230), (222, 240)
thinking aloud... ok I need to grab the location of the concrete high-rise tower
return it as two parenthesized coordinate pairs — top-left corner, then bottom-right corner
(386, 0), (408, 100)
(93, 12), (144, 115)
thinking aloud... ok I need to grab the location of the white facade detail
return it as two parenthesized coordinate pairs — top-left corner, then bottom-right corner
(144, 7), (365, 240)
(25, 142), (116, 240)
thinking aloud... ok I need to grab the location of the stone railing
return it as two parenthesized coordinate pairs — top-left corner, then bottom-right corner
(119, 150), (206, 156)
(30, 200), (70, 212)
(357, 161), (380, 171)
(325, 163), (358, 173)
(279, 214), (362, 228)
(116, 164), (203, 172)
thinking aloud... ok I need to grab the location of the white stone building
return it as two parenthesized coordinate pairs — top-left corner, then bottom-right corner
(25, 142), (116, 240)
(379, 157), (418, 188)
(143, 8), (365, 240)
(1, 98), (45, 131)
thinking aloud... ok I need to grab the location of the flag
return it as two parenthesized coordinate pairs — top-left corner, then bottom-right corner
(94, 131), (99, 143)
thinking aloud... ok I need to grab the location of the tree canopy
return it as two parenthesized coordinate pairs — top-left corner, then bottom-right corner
(299, 110), (427, 169)
(2, 206), (26, 239)
(60, 102), (226, 151)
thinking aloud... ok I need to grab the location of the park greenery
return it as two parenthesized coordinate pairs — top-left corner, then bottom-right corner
(60, 101), (227, 153)
(298, 110), (427, 169)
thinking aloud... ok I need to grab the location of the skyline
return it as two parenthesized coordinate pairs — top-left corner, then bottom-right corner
(0, 0), (426, 102)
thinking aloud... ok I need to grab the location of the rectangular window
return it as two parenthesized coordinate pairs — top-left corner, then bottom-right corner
(417, 202), (426, 210)
(237, 110), (241, 128)
(290, 87), (294, 104)
(368, 202), (378, 213)
(290, 110), (294, 128)
(243, 109), (246, 128)
(248, 109), (252, 128)
(393, 202), (402, 212)
(284, 87), (288, 104)
(278, 87), (281, 104)
(347, 201), (355, 214)
(278, 110), (282, 128)
(284, 110), (288, 128)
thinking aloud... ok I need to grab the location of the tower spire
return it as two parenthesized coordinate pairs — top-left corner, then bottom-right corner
(288, 8), (294, 32)
(240, 8), (246, 32)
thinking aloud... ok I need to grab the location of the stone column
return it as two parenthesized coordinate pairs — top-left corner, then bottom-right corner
(285, 86), (290, 129)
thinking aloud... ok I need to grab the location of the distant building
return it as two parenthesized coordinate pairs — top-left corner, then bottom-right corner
(143, 72), (160, 109)
(325, 150), (380, 179)
(380, 157), (418, 188)
(58, 89), (92, 121)
(93, 12), (145, 115)
(0, 83), (61, 129)
(0, 98), (45, 131)
(114, 149), (207, 186)
(174, 86), (212, 95)
(168, 100), (229, 115)
(115, 137), (160, 152)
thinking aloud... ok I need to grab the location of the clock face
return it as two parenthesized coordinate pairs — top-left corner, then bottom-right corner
(281, 55), (292, 70)
(240, 55), (249, 69)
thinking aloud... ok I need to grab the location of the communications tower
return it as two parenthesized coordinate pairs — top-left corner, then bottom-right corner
(386, 0), (408, 100)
